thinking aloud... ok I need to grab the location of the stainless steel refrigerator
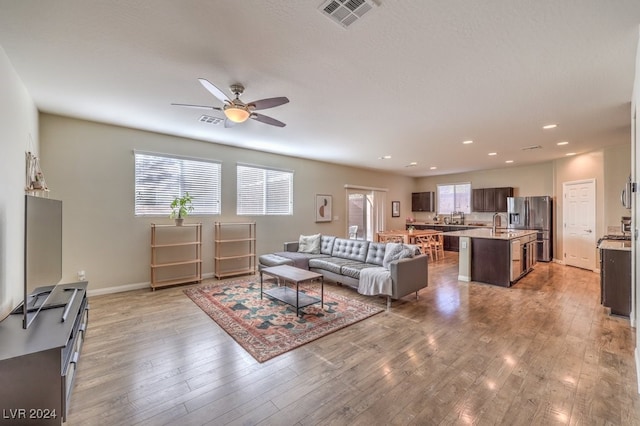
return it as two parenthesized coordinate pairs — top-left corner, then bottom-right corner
(507, 196), (553, 262)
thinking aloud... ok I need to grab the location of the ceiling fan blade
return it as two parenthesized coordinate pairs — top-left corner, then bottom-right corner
(248, 96), (290, 111)
(198, 78), (230, 103)
(171, 103), (222, 111)
(251, 113), (286, 128)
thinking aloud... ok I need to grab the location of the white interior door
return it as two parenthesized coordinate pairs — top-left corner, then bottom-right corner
(563, 179), (596, 270)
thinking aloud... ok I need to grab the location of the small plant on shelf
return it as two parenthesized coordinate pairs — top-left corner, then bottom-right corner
(407, 225), (415, 233)
(170, 192), (194, 226)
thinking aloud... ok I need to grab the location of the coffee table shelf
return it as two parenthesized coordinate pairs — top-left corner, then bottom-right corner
(260, 265), (324, 316)
(264, 287), (321, 311)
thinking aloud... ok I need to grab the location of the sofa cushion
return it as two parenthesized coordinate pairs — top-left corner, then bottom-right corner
(340, 262), (380, 280)
(258, 253), (295, 267)
(272, 251), (328, 270)
(309, 257), (359, 275)
(331, 238), (369, 262)
(298, 233), (321, 254)
(320, 235), (336, 255)
(365, 242), (387, 266)
(382, 243), (415, 269)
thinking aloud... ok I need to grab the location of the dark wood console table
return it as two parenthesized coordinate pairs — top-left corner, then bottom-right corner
(0, 281), (89, 424)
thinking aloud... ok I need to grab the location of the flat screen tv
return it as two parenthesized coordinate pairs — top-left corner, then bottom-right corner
(20, 194), (63, 328)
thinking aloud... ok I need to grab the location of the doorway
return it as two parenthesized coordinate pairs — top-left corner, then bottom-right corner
(563, 179), (596, 270)
(346, 188), (386, 241)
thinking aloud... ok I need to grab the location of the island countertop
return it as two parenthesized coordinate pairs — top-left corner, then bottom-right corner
(598, 240), (631, 251)
(442, 228), (538, 240)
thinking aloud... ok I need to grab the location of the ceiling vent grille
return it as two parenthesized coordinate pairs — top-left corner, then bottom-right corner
(319, 0), (378, 28)
(521, 145), (542, 151)
(199, 115), (223, 125)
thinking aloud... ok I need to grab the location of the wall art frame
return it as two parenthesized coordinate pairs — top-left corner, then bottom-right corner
(392, 201), (400, 217)
(315, 194), (332, 222)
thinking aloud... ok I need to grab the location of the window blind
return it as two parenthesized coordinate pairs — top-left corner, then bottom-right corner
(237, 164), (293, 215)
(134, 152), (221, 216)
(437, 183), (471, 214)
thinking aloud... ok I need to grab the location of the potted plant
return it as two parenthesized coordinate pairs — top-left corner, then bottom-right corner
(407, 225), (415, 234)
(170, 192), (194, 226)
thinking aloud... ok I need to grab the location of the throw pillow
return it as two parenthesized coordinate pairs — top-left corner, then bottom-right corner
(382, 243), (415, 269)
(298, 233), (321, 254)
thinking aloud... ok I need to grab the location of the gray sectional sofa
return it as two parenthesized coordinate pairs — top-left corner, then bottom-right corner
(258, 235), (428, 307)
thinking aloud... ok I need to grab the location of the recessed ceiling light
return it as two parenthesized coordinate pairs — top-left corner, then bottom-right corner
(566, 152), (576, 156)
(543, 124), (558, 129)
(379, 155), (392, 160)
(505, 160), (514, 163)
(463, 140), (473, 145)
(557, 141), (569, 146)
(430, 166), (437, 170)
(488, 152), (497, 156)
(404, 162), (418, 167)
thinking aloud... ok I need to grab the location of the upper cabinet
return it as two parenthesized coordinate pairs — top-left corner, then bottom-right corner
(494, 187), (513, 212)
(472, 187), (513, 212)
(411, 192), (435, 212)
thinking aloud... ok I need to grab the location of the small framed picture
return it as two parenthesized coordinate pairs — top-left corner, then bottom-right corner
(392, 201), (400, 217)
(315, 194), (332, 222)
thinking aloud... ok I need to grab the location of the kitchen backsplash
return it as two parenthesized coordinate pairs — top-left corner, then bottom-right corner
(408, 211), (505, 224)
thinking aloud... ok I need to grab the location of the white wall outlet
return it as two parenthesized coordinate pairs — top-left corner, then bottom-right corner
(77, 270), (86, 281)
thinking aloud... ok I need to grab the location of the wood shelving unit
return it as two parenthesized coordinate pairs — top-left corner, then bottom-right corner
(214, 222), (256, 279)
(150, 223), (202, 290)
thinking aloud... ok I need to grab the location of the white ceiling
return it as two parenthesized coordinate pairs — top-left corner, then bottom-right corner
(0, 1), (639, 177)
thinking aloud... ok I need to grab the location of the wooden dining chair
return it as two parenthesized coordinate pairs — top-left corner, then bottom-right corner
(429, 233), (445, 260)
(414, 235), (434, 260)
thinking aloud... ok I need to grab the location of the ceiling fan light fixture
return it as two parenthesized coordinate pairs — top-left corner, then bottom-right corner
(224, 106), (250, 123)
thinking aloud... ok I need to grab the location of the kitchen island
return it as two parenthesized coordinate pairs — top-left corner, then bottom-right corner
(443, 228), (538, 287)
(598, 239), (631, 317)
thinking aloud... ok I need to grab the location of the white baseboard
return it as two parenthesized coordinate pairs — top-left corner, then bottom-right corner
(86, 272), (215, 297)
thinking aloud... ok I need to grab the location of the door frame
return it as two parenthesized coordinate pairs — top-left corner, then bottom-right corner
(562, 178), (596, 270)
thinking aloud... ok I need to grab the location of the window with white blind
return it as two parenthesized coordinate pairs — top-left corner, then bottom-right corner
(237, 164), (293, 215)
(134, 151), (221, 216)
(437, 183), (471, 214)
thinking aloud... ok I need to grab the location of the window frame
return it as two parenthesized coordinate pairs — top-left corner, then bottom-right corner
(236, 163), (294, 216)
(134, 150), (222, 217)
(436, 182), (471, 215)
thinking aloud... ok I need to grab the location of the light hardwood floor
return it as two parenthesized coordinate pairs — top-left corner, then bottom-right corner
(68, 253), (640, 425)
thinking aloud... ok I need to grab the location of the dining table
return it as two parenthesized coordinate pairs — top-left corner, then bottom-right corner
(375, 229), (441, 245)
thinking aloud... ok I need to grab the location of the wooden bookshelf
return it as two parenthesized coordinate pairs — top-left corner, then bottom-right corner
(214, 222), (256, 279)
(150, 223), (202, 290)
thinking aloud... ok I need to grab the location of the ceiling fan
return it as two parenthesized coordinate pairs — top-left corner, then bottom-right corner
(172, 78), (289, 128)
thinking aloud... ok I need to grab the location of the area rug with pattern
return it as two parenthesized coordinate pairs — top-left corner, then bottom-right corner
(184, 278), (384, 363)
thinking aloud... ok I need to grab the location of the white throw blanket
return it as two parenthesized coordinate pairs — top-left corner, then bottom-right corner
(358, 267), (393, 296)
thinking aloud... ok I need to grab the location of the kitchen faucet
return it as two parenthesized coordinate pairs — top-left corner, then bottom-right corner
(492, 212), (502, 234)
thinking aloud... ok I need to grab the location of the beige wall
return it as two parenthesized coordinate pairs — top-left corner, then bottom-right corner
(414, 147), (630, 263)
(604, 143), (633, 229)
(0, 47), (39, 317)
(413, 162), (555, 197)
(39, 114), (414, 293)
(553, 150), (605, 263)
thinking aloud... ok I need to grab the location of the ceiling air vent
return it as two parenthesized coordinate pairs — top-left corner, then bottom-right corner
(521, 145), (542, 151)
(199, 115), (223, 125)
(319, 0), (378, 29)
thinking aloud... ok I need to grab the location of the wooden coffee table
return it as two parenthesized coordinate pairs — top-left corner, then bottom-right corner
(260, 265), (324, 316)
